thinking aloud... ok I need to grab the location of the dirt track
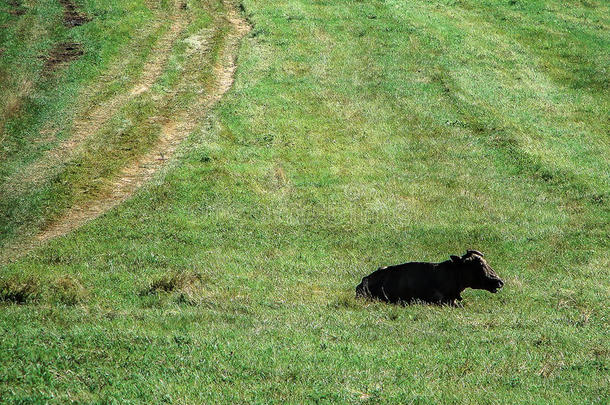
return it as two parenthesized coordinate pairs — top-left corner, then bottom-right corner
(1, 1), (250, 263)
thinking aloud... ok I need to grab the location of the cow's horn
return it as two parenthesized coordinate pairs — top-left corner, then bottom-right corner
(466, 249), (484, 256)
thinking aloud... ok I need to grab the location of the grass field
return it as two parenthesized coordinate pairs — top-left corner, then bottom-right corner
(1, 0), (609, 403)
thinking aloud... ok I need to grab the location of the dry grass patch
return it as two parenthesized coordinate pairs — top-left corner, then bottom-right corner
(142, 271), (209, 305)
(0, 275), (41, 304)
(50, 275), (89, 305)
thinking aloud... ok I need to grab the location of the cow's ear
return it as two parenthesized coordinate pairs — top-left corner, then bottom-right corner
(450, 255), (461, 263)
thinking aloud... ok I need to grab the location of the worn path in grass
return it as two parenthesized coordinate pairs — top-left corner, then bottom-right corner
(2, 17), (176, 196)
(0, 1), (250, 262)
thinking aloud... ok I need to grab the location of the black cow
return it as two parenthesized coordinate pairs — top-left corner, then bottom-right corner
(356, 250), (503, 306)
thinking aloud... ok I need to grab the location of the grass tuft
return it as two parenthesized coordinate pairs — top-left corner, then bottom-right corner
(50, 275), (88, 305)
(0, 275), (41, 304)
(143, 271), (206, 296)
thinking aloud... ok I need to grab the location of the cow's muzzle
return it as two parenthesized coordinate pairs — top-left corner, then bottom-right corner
(488, 279), (504, 293)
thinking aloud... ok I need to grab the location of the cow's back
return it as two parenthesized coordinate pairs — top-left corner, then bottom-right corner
(356, 262), (435, 303)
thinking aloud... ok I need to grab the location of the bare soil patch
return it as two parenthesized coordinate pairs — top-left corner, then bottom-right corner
(58, 0), (90, 27)
(8, 0), (26, 16)
(43, 42), (84, 72)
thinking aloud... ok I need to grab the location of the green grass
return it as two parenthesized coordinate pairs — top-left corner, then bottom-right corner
(1, 0), (609, 403)
(0, 0), (230, 246)
(0, 0), (166, 243)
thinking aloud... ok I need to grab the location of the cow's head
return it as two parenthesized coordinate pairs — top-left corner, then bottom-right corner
(451, 250), (504, 293)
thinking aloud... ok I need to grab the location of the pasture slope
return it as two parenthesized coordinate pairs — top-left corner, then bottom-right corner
(1, 0), (609, 403)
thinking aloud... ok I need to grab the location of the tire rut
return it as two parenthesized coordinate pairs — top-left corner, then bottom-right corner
(2, 6), (186, 198)
(1, 1), (250, 263)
